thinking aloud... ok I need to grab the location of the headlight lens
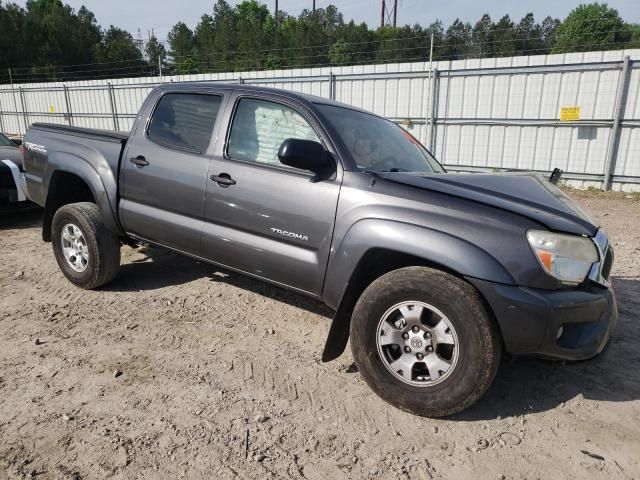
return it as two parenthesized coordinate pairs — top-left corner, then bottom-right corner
(526, 230), (599, 284)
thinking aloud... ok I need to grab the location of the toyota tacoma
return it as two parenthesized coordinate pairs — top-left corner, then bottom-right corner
(21, 83), (617, 417)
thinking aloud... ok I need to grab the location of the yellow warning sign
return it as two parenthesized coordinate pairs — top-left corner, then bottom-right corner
(559, 106), (581, 122)
(49, 104), (55, 113)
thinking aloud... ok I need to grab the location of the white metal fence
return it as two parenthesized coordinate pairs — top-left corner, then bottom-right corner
(1, 49), (639, 191)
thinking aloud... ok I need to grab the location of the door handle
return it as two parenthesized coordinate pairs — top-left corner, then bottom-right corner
(130, 155), (149, 167)
(210, 173), (236, 187)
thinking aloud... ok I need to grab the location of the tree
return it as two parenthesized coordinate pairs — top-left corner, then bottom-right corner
(471, 14), (493, 58)
(329, 39), (352, 65)
(516, 13), (545, 55)
(540, 16), (561, 52)
(99, 26), (144, 66)
(193, 14), (216, 70)
(552, 3), (631, 53)
(441, 19), (472, 60)
(0, 3), (28, 72)
(145, 35), (167, 72)
(490, 15), (519, 56)
(210, 0), (238, 69)
(233, 0), (273, 70)
(630, 24), (640, 48)
(168, 22), (194, 60)
(1, 0), (639, 84)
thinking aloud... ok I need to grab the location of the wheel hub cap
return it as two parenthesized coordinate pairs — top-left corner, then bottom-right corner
(376, 301), (459, 387)
(61, 223), (89, 273)
(409, 334), (426, 351)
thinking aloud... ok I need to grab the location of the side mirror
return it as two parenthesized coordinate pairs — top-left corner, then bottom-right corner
(278, 138), (330, 173)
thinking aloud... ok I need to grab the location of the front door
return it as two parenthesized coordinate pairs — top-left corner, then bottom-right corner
(120, 91), (225, 254)
(201, 94), (342, 295)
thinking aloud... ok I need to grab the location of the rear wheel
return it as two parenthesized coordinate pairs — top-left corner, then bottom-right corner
(52, 202), (120, 289)
(350, 266), (501, 417)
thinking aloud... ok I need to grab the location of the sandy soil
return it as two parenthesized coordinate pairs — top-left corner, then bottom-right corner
(0, 193), (639, 480)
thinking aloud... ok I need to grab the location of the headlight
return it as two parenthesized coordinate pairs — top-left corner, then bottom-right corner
(526, 230), (598, 284)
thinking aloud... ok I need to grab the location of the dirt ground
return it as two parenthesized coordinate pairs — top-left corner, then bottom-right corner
(0, 192), (639, 480)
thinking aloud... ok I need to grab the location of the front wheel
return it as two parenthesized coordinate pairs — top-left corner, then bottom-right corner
(350, 266), (502, 417)
(51, 202), (121, 289)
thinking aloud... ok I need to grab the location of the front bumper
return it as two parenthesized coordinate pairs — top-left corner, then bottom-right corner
(470, 278), (618, 361)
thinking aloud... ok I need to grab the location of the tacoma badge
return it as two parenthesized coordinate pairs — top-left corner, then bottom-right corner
(270, 227), (309, 242)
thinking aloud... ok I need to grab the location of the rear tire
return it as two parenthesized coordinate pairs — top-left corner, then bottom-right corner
(350, 266), (501, 417)
(52, 202), (120, 289)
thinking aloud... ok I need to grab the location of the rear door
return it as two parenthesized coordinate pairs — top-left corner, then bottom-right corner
(201, 93), (342, 295)
(120, 90), (226, 254)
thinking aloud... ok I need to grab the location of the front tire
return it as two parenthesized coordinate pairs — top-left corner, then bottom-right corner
(51, 202), (120, 289)
(350, 266), (501, 417)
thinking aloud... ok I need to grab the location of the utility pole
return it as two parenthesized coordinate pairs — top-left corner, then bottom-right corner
(393, 0), (397, 28)
(312, 0), (316, 11)
(275, 0), (278, 17)
(380, 0), (398, 28)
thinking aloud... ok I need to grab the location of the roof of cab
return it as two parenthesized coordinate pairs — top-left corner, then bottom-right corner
(155, 81), (362, 112)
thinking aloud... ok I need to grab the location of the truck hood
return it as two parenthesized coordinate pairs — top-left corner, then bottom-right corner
(378, 171), (598, 236)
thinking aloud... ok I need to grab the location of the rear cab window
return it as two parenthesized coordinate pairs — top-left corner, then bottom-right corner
(147, 93), (223, 153)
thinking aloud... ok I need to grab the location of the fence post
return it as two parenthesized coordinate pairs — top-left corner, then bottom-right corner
(107, 83), (119, 131)
(18, 86), (29, 134)
(603, 55), (631, 191)
(0, 92), (5, 133)
(8, 68), (23, 134)
(329, 72), (336, 100)
(427, 68), (439, 154)
(63, 85), (73, 126)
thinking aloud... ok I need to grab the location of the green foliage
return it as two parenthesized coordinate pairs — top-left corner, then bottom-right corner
(175, 56), (198, 75)
(552, 3), (630, 53)
(0, 1), (639, 83)
(329, 39), (352, 65)
(145, 35), (167, 71)
(99, 27), (142, 63)
(441, 19), (472, 60)
(168, 22), (194, 60)
(629, 24), (640, 48)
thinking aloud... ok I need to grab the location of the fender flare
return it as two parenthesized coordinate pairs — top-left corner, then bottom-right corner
(321, 219), (514, 361)
(43, 152), (122, 237)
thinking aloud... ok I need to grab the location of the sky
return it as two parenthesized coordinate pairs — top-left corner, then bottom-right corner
(12, 0), (640, 43)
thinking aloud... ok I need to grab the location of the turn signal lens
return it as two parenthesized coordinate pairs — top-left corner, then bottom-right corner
(526, 230), (598, 285)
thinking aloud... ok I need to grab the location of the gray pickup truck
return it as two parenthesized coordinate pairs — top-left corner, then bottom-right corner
(21, 83), (617, 417)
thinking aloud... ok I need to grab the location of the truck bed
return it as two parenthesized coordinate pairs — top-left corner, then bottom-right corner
(31, 123), (129, 142)
(23, 123), (129, 208)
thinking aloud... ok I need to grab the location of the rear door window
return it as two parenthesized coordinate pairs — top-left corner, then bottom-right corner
(147, 93), (222, 153)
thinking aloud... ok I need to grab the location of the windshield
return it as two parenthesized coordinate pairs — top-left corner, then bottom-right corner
(0, 133), (15, 147)
(317, 104), (444, 173)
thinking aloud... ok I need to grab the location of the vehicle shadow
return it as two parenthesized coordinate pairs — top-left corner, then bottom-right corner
(455, 276), (640, 421)
(0, 208), (42, 230)
(105, 245), (333, 319)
